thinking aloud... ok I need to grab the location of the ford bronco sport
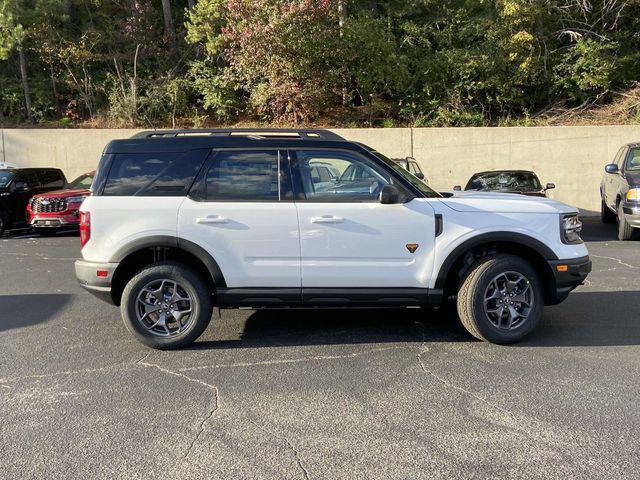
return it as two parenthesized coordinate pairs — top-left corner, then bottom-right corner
(75, 129), (591, 349)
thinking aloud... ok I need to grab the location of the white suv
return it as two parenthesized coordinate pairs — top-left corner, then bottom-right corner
(75, 129), (591, 349)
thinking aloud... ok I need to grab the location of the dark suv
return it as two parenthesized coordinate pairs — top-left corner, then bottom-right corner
(0, 168), (66, 235)
(601, 143), (640, 240)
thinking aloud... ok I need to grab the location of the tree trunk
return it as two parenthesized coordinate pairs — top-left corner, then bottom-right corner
(160, 0), (177, 59)
(18, 44), (34, 123)
(338, 0), (348, 106)
(187, 0), (195, 9)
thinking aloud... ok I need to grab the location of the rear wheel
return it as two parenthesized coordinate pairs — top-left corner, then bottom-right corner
(121, 262), (213, 349)
(617, 202), (635, 241)
(456, 254), (543, 344)
(601, 198), (616, 224)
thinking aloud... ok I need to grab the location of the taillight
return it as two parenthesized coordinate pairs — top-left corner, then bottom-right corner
(79, 211), (91, 247)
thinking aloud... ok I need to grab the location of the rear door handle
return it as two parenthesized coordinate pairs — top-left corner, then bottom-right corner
(196, 215), (228, 224)
(311, 215), (344, 224)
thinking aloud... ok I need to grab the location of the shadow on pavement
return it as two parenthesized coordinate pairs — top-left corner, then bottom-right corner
(580, 217), (619, 242)
(192, 308), (473, 350)
(192, 290), (639, 350)
(518, 291), (640, 347)
(0, 294), (73, 332)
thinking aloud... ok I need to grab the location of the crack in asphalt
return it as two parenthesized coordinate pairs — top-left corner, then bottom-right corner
(137, 360), (220, 460)
(250, 420), (310, 480)
(591, 254), (640, 270)
(178, 345), (404, 372)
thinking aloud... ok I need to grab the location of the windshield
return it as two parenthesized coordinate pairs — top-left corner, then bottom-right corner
(627, 148), (640, 171)
(466, 172), (541, 192)
(0, 170), (14, 188)
(368, 150), (441, 198)
(67, 173), (94, 189)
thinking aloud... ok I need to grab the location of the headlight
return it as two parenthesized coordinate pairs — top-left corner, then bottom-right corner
(561, 214), (583, 244)
(66, 195), (87, 204)
(626, 188), (640, 202)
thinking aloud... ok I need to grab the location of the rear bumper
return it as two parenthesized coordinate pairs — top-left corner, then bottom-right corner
(546, 255), (592, 305)
(622, 202), (640, 228)
(75, 259), (118, 304)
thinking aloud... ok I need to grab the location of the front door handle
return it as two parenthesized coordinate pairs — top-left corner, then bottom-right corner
(196, 215), (228, 224)
(311, 215), (344, 224)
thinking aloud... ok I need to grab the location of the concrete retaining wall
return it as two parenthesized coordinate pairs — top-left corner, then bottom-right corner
(3, 126), (640, 213)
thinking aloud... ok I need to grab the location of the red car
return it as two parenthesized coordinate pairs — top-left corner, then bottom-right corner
(26, 171), (95, 234)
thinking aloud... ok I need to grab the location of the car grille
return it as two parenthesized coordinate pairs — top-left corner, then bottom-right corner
(31, 197), (68, 213)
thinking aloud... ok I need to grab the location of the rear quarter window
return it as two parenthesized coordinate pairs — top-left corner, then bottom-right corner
(102, 151), (207, 196)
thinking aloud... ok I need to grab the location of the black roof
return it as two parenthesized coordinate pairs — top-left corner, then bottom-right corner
(470, 170), (537, 176)
(104, 128), (351, 154)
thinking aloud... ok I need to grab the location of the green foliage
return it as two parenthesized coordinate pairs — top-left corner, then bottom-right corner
(1, 0), (640, 126)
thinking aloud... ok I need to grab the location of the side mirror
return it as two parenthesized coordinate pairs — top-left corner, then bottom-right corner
(545, 183), (555, 190)
(14, 181), (29, 191)
(453, 185), (462, 191)
(605, 164), (619, 174)
(415, 172), (425, 180)
(380, 184), (401, 204)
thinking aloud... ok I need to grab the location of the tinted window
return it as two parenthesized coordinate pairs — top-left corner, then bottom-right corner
(39, 170), (65, 188)
(103, 151), (206, 196)
(0, 170), (14, 187)
(205, 150), (287, 201)
(14, 171), (40, 188)
(297, 150), (393, 202)
(626, 147), (640, 171)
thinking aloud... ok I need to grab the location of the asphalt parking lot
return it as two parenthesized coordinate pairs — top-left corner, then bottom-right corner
(1, 218), (639, 479)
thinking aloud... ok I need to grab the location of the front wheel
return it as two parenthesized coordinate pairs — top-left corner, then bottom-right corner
(456, 254), (543, 344)
(617, 202), (635, 241)
(121, 262), (213, 349)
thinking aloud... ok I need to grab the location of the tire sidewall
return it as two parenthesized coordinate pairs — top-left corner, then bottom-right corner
(121, 263), (211, 349)
(467, 256), (543, 344)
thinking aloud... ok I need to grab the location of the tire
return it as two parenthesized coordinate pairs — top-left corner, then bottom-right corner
(601, 198), (616, 224)
(456, 254), (544, 344)
(617, 202), (635, 241)
(0, 210), (7, 236)
(121, 261), (213, 349)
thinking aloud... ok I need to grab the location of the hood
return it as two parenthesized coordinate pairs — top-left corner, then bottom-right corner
(32, 188), (90, 199)
(439, 190), (577, 214)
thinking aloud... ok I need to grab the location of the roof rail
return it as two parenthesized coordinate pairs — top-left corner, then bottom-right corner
(130, 128), (345, 141)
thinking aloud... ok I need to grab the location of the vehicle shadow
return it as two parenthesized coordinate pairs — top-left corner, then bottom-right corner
(517, 291), (640, 347)
(0, 226), (78, 239)
(192, 291), (639, 350)
(192, 308), (472, 350)
(580, 217), (618, 242)
(0, 294), (73, 332)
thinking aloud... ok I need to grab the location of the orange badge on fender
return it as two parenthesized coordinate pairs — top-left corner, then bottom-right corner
(406, 243), (419, 253)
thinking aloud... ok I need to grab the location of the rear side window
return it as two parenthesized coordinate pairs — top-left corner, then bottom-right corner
(39, 170), (65, 188)
(15, 171), (40, 188)
(204, 150), (290, 201)
(102, 151), (207, 196)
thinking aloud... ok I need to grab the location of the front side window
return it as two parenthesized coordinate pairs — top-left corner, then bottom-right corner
(625, 147), (640, 171)
(205, 150), (289, 201)
(39, 170), (65, 188)
(296, 150), (393, 202)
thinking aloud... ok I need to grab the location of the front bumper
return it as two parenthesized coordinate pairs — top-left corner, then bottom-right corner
(622, 202), (640, 228)
(546, 255), (592, 305)
(29, 211), (81, 228)
(75, 259), (119, 304)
